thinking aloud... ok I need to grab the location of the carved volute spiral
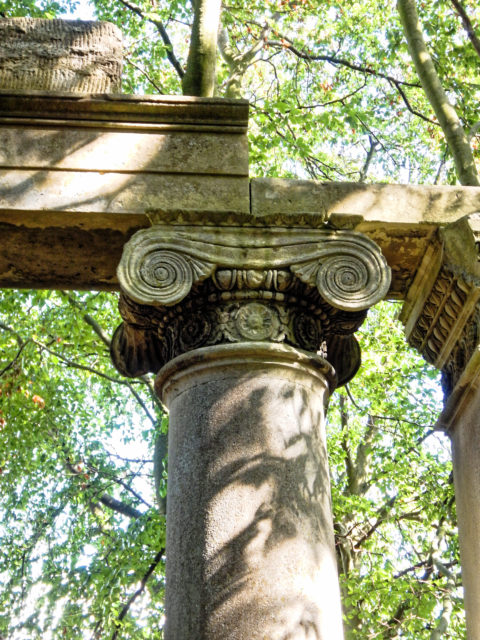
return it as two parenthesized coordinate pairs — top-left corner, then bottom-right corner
(291, 235), (391, 311)
(117, 230), (214, 306)
(111, 225), (391, 389)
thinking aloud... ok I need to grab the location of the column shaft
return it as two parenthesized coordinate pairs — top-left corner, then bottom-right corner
(156, 342), (344, 640)
(449, 390), (480, 640)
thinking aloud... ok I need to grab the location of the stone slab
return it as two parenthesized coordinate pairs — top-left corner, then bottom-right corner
(251, 178), (480, 225)
(0, 127), (248, 176)
(251, 178), (480, 300)
(2, 95), (480, 295)
(0, 220), (131, 290)
(0, 92), (250, 289)
(0, 170), (248, 214)
(0, 91), (249, 130)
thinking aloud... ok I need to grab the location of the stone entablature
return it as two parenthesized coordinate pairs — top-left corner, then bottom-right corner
(110, 225), (391, 387)
(399, 214), (480, 427)
(0, 91), (249, 290)
(1, 88), (479, 295)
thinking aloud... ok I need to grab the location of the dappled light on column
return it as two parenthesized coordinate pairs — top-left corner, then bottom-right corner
(156, 343), (341, 639)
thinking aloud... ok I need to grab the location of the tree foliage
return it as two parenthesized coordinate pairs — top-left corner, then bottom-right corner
(1, 0), (479, 637)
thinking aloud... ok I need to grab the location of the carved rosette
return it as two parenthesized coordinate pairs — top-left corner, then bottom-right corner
(111, 225), (391, 388)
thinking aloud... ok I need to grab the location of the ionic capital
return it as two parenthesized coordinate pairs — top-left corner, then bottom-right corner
(116, 225), (390, 311)
(111, 225), (391, 387)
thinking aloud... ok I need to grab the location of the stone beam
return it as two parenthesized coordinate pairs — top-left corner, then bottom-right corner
(2, 106), (480, 295)
(251, 178), (480, 299)
(0, 91), (249, 289)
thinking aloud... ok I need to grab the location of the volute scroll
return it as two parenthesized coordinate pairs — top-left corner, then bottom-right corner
(112, 224), (391, 387)
(117, 225), (391, 311)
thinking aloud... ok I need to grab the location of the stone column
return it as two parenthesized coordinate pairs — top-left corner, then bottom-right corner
(111, 224), (391, 640)
(442, 378), (480, 640)
(401, 214), (480, 640)
(158, 342), (341, 639)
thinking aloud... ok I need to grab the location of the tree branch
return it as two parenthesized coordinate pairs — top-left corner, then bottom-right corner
(125, 56), (165, 94)
(116, 0), (185, 79)
(354, 496), (397, 548)
(450, 0), (480, 59)
(391, 79), (438, 124)
(398, 0), (479, 185)
(97, 494), (143, 520)
(1, 326), (160, 426)
(182, 0), (221, 96)
(0, 338), (30, 377)
(111, 548), (164, 640)
(60, 292), (164, 417)
(264, 37), (422, 88)
(358, 136), (379, 182)
(218, 24), (269, 97)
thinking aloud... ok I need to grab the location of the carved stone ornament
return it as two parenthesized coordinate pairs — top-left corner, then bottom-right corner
(112, 225), (391, 387)
(400, 215), (480, 410)
(117, 226), (391, 311)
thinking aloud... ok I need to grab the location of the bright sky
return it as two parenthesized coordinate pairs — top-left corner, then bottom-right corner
(65, 0), (96, 20)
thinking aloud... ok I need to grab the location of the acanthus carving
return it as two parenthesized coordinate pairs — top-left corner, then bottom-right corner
(112, 225), (391, 388)
(112, 275), (367, 387)
(402, 246), (480, 405)
(442, 306), (480, 397)
(407, 265), (477, 368)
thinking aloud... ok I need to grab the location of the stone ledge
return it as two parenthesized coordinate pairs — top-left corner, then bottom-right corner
(250, 178), (480, 299)
(1, 96), (480, 296)
(0, 91), (249, 132)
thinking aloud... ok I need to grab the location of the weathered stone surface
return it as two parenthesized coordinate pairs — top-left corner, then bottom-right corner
(2, 92), (480, 300)
(0, 127), (248, 175)
(0, 221), (135, 290)
(0, 92), (250, 289)
(400, 215), (480, 396)
(251, 177), (480, 225)
(0, 169), (249, 215)
(448, 389), (480, 640)
(116, 226), (391, 309)
(251, 178), (480, 299)
(0, 19), (122, 93)
(0, 91), (249, 126)
(110, 224), (391, 386)
(156, 342), (344, 640)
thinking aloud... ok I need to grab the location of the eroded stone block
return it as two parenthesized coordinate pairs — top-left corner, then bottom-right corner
(0, 18), (122, 92)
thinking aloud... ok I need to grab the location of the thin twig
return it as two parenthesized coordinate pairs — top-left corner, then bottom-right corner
(391, 79), (438, 124)
(116, 0), (185, 79)
(117, 0), (185, 79)
(111, 548), (165, 640)
(0, 339), (30, 377)
(125, 56), (165, 93)
(263, 36), (422, 88)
